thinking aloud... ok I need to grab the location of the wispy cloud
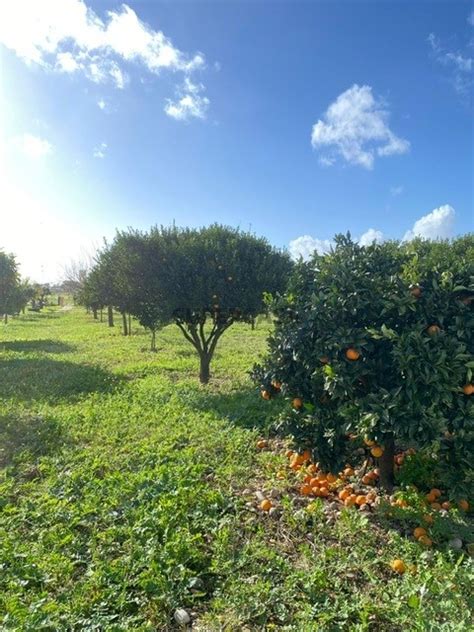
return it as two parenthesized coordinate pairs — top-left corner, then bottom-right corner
(13, 133), (53, 158)
(390, 185), (404, 196)
(97, 98), (106, 110)
(93, 142), (107, 158)
(0, 0), (210, 117)
(289, 205), (456, 260)
(164, 77), (209, 121)
(428, 17), (473, 98)
(311, 84), (410, 169)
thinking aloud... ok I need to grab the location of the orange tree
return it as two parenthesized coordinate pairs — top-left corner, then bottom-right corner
(253, 234), (473, 492)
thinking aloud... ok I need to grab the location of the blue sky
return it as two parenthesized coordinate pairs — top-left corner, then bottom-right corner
(0, 0), (472, 281)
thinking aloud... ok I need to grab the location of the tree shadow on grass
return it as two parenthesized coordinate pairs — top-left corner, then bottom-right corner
(0, 412), (67, 468)
(0, 357), (120, 404)
(0, 339), (75, 354)
(186, 383), (284, 431)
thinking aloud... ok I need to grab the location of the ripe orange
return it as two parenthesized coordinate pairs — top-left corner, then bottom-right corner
(285, 449), (294, 459)
(326, 473), (337, 484)
(260, 499), (272, 511)
(301, 449), (312, 462)
(430, 502), (441, 511)
(427, 324), (441, 336)
(413, 527), (427, 539)
(309, 477), (319, 487)
(422, 514), (434, 524)
(410, 285), (422, 298)
(256, 439), (268, 449)
(390, 559), (406, 574)
(355, 495), (367, 506)
(319, 486), (330, 497)
(344, 467), (355, 477)
(300, 484), (312, 496)
(344, 496), (356, 507)
(441, 501), (451, 510)
(458, 500), (469, 511)
(261, 390), (271, 400)
(319, 356), (330, 364)
(292, 397), (303, 410)
(430, 488), (442, 498)
(345, 347), (361, 361)
(307, 463), (318, 474)
(425, 492), (437, 504)
(418, 535), (433, 547)
(462, 384), (474, 396)
(362, 474), (373, 485)
(370, 446), (384, 458)
(364, 437), (375, 447)
(271, 380), (282, 390)
(339, 489), (351, 501)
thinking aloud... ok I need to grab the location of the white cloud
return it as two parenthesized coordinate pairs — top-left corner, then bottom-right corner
(93, 142), (107, 158)
(288, 235), (332, 260)
(390, 185), (404, 196)
(359, 228), (385, 246)
(403, 204), (455, 241)
(428, 32), (473, 96)
(13, 133), (53, 158)
(164, 78), (209, 121)
(311, 84), (410, 169)
(0, 0), (209, 112)
(97, 98), (106, 110)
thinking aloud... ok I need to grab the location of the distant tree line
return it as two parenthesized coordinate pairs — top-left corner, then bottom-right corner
(79, 224), (293, 383)
(0, 251), (44, 323)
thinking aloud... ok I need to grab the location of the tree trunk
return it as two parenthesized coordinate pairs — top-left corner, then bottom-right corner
(107, 305), (114, 327)
(251, 318), (255, 330)
(199, 353), (211, 384)
(92, 308), (98, 320)
(379, 434), (395, 492)
(122, 312), (128, 336)
(4, 314), (7, 324)
(128, 313), (132, 336)
(100, 309), (103, 322)
(150, 330), (156, 352)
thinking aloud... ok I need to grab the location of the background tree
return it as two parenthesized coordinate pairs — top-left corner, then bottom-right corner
(146, 224), (293, 383)
(0, 251), (20, 323)
(254, 234), (473, 493)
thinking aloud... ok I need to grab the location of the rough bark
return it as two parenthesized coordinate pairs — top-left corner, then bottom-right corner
(379, 434), (395, 492)
(199, 353), (210, 384)
(92, 308), (98, 320)
(150, 330), (156, 352)
(107, 305), (114, 327)
(122, 312), (128, 336)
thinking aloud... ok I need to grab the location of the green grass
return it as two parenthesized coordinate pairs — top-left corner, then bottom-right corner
(0, 307), (472, 630)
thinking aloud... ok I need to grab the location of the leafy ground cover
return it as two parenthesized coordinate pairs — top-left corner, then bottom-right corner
(0, 307), (472, 630)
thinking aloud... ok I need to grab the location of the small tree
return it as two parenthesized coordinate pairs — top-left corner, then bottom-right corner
(0, 251), (20, 323)
(146, 225), (293, 383)
(254, 235), (473, 492)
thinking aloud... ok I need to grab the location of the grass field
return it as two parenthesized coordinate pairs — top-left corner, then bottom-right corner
(0, 306), (472, 631)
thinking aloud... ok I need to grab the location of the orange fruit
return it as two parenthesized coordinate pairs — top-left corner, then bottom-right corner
(390, 559), (406, 574)
(344, 496), (356, 507)
(371, 446), (384, 458)
(309, 477), (319, 487)
(344, 467), (355, 477)
(441, 501), (451, 510)
(319, 356), (330, 364)
(414, 527), (427, 539)
(345, 347), (361, 361)
(364, 437), (375, 447)
(326, 473), (337, 484)
(307, 463), (318, 474)
(430, 488), (442, 498)
(418, 535), (433, 547)
(431, 502), (441, 511)
(256, 439), (268, 449)
(271, 380), (282, 390)
(301, 449), (312, 462)
(395, 498), (408, 508)
(285, 449), (294, 459)
(339, 489), (351, 501)
(319, 486), (330, 497)
(427, 324), (441, 336)
(292, 397), (303, 410)
(410, 285), (422, 298)
(355, 495), (367, 506)
(422, 514), (434, 525)
(462, 384), (474, 396)
(425, 492), (437, 504)
(260, 499), (272, 511)
(261, 390), (271, 400)
(362, 475), (373, 485)
(300, 484), (312, 496)
(458, 500), (469, 511)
